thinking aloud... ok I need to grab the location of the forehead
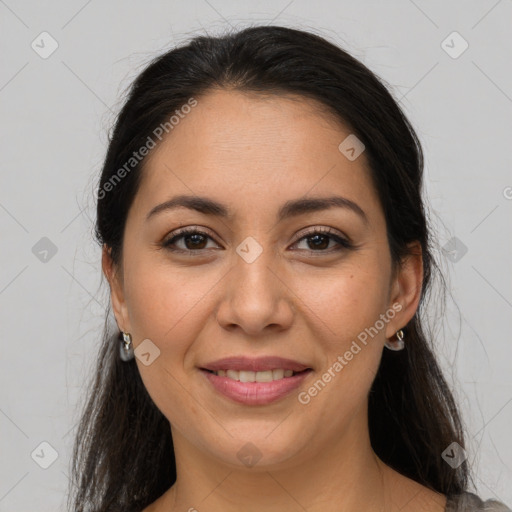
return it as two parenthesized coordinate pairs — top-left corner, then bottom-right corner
(133, 89), (382, 224)
(153, 89), (348, 167)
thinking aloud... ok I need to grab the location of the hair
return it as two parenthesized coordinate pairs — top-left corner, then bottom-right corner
(69, 25), (471, 511)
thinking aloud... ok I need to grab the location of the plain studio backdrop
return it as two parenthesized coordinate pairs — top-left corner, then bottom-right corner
(0, 1), (511, 510)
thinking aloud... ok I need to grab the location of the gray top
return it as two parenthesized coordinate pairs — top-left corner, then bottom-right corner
(445, 492), (512, 512)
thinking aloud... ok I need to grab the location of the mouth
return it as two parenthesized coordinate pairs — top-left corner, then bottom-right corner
(200, 355), (311, 374)
(201, 368), (309, 382)
(199, 356), (313, 405)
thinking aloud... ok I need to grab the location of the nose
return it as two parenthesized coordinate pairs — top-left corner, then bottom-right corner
(215, 249), (295, 337)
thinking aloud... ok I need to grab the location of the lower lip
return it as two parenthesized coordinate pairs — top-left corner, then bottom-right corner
(201, 369), (312, 405)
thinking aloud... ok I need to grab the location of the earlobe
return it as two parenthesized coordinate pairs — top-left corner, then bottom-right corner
(385, 241), (423, 339)
(101, 244), (130, 332)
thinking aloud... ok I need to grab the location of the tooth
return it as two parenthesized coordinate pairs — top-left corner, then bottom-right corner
(239, 370), (256, 382)
(255, 370), (273, 382)
(220, 369), (297, 381)
(227, 370), (240, 381)
(272, 369), (284, 380)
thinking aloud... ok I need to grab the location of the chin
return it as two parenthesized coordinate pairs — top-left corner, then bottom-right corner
(202, 427), (310, 470)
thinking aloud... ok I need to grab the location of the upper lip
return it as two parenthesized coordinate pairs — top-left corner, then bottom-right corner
(200, 356), (311, 372)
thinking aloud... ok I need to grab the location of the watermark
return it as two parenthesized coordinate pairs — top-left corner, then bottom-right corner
(236, 236), (263, 263)
(96, 97), (198, 200)
(237, 442), (263, 468)
(134, 338), (161, 366)
(503, 186), (512, 200)
(441, 31), (469, 60)
(31, 31), (59, 59)
(338, 133), (365, 161)
(442, 236), (468, 263)
(298, 302), (403, 405)
(31, 441), (59, 469)
(441, 441), (467, 468)
(32, 236), (58, 263)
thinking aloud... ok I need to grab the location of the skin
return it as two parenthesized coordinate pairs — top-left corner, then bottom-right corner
(103, 89), (447, 512)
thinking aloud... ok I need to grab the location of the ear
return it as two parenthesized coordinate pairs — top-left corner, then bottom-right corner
(102, 244), (130, 333)
(385, 241), (423, 339)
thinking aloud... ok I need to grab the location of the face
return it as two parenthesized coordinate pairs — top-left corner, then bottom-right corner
(104, 89), (422, 470)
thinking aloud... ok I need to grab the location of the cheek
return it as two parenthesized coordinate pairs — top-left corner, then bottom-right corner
(124, 263), (217, 431)
(124, 258), (216, 343)
(293, 260), (391, 347)
(291, 261), (390, 405)
(294, 271), (387, 433)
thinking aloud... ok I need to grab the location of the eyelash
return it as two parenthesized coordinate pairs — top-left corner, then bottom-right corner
(161, 226), (354, 256)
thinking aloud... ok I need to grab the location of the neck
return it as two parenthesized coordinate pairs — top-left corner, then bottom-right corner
(161, 412), (395, 512)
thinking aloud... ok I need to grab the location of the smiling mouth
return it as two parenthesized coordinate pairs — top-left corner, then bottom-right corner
(202, 368), (311, 382)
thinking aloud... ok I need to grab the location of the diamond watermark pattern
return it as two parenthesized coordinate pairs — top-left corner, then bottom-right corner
(441, 31), (469, 59)
(31, 441), (59, 469)
(237, 442), (262, 468)
(32, 236), (58, 263)
(134, 338), (161, 366)
(441, 441), (467, 468)
(338, 134), (365, 161)
(236, 236), (263, 263)
(442, 236), (468, 263)
(31, 32), (59, 59)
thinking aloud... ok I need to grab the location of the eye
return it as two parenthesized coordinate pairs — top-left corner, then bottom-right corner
(291, 227), (353, 254)
(162, 228), (220, 254)
(161, 226), (354, 256)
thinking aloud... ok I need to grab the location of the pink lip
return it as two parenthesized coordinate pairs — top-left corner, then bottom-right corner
(201, 356), (311, 373)
(200, 369), (312, 405)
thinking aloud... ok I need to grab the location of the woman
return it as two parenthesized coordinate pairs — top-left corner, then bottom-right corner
(68, 26), (511, 512)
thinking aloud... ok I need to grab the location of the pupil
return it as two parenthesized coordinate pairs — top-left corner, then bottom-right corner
(308, 234), (329, 250)
(185, 234), (206, 250)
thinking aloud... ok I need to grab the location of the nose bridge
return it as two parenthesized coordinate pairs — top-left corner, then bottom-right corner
(216, 240), (293, 334)
(234, 247), (277, 299)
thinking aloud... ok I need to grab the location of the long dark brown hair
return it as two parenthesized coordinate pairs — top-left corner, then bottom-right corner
(68, 25), (471, 511)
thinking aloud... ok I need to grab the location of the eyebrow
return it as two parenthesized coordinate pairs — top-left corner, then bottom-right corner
(146, 194), (369, 225)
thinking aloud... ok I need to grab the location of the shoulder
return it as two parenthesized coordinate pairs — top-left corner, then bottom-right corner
(445, 491), (512, 512)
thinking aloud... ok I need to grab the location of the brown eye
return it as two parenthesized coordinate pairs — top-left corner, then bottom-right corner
(305, 233), (330, 250)
(162, 229), (220, 253)
(292, 228), (353, 253)
(181, 233), (208, 250)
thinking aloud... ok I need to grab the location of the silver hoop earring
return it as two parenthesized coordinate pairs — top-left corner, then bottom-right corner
(384, 329), (405, 351)
(119, 331), (135, 361)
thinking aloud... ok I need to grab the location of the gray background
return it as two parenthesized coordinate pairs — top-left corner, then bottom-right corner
(1, 1), (511, 510)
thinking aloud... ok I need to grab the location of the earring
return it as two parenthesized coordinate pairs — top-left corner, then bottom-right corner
(119, 331), (135, 361)
(384, 329), (405, 351)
